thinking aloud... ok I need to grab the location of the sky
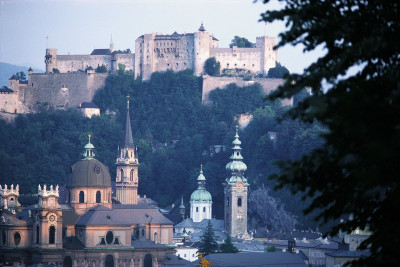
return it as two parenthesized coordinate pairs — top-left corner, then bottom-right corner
(0, 0), (323, 73)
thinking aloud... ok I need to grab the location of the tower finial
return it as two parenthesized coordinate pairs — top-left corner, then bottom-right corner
(88, 134), (91, 143)
(127, 95), (130, 110)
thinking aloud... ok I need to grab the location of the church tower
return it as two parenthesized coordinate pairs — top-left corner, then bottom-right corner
(33, 184), (63, 249)
(116, 97), (139, 204)
(224, 126), (249, 237)
(190, 165), (212, 222)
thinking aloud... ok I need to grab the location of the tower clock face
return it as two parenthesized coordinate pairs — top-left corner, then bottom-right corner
(236, 182), (244, 188)
(48, 213), (57, 222)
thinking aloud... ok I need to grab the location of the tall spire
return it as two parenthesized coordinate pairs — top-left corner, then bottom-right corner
(225, 125), (248, 184)
(124, 95), (134, 148)
(110, 34), (114, 52)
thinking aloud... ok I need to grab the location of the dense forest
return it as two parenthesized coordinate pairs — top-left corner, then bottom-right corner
(0, 69), (325, 231)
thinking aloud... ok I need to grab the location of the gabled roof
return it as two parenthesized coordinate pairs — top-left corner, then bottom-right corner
(91, 49), (111, 55)
(75, 204), (173, 226)
(80, 102), (99, 109)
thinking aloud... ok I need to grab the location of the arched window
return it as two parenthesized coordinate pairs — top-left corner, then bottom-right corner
(49, 226), (55, 244)
(96, 191), (101, 203)
(130, 170), (134, 181)
(14, 232), (21, 245)
(36, 225), (40, 244)
(120, 169), (124, 180)
(63, 256), (72, 267)
(154, 232), (158, 243)
(105, 255), (114, 267)
(68, 191), (71, 203)
(203, 207), (206, 212)
(106, 231), (114, 245)
(227, 198), (230, 206)
(144, 254), (153, 267)
(79, 191), (84, 203)
(1, 230), (6, 245)
(237, 197), (242, 207)
(142, 229), (145, 237)
(196, 207), (199, 212)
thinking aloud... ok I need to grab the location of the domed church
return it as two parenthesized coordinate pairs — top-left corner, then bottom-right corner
(0, 99), (174, 267)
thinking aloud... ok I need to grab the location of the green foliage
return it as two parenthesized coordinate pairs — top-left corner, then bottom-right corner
(118, 63), (126, 76)
(204, 57), (220, 76)
(0, 69), (324, 229)
(265, 245), (276, 252)
(52, 68), (60, 73)
(198, 221), (218, 255)
(15, 71), (26, 82)
(219, 235), (238, 253)
(266, 63), (290, 78)
(96, 64), (107, 73)
(262, 0), (400, 265)
(229, 36), (255, 48)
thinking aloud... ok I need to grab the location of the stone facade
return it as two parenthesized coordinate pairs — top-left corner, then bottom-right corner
(135, 24), (277, 80)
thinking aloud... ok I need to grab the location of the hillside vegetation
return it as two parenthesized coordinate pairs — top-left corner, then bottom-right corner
(0, 70), (324, 231)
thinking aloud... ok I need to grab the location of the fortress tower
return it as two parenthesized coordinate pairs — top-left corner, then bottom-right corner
(256, 36), (278, 75)
(193, 23), (212, 76)
(45, 49), (58, 73)
(224, 126), (249, 237)
(115, 97), (139, 204)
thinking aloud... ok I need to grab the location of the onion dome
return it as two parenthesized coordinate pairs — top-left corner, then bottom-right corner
(190, 165), (212, 203)
(226, 126), (249, 185)
(67, 135), (111, 188)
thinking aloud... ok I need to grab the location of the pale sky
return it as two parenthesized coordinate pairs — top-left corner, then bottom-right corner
(0, 0), (323, 73)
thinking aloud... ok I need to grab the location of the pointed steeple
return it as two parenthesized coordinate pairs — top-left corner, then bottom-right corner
(124, 95), (134, 148)
(225, 126), (248, 184)
(110, 34), (114, 52)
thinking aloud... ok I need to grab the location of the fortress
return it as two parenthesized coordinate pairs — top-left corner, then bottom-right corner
(0, 24), (283, 120)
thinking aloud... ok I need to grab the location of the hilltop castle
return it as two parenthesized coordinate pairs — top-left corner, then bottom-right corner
(43, 23), (277, 81)
(0, 24), (281, 120)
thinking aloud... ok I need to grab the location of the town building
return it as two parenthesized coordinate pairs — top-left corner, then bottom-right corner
(0, 100), (175, 267)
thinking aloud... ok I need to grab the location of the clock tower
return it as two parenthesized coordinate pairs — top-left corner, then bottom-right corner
(224, 126), (249, 238)
(33, 184), (63, 249)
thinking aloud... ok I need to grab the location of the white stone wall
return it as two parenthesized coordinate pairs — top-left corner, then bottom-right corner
(190, 202), (212, 223)
(176, 247), (198, 262)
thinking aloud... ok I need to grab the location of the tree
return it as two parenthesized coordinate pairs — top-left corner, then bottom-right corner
(198, 221), (218, 255)
(15, 71), (26, 82)
(204, 57), (220, 76)
(261, 1), (400, 265)
(266, 63), (290, 78)
(249, 184), (297, 233)
(219, 235), (238, 253)
(229, 36), (255, 48)
(265, 245), (276, 252)
(96, 64), (107, 73)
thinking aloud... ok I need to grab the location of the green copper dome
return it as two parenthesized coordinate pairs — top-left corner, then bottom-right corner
(226, 160), (247, 172)
(190, 189), (212, 203)
(190, 165), (212, 203)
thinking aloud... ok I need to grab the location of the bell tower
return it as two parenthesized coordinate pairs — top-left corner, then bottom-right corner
(116, 96), (139, 204)
(33, 184), (63, 249)
(224, 126), (249, 238)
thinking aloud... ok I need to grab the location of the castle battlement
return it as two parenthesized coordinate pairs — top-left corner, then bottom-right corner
(38, 184), (59, 197)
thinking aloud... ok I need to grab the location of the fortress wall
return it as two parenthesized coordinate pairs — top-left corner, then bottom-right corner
(211, 47), (261, 74)
(202, 75), (292, 106)
(19, 73), (107, 110)
(153, 35), (195, 73)
(0, 92), (17, 113)
(56, 55), (112, 73)
(113, 54), (134, 71)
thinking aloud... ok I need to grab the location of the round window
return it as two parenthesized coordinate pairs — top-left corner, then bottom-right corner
(105, 231), (114, 244)
(94, 165), (101, 174)
(14, 232), (21, 245)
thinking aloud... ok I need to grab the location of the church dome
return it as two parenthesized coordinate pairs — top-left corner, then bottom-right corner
(67, 159), (111, 188)
(226, 160), (247, 172)
(190, 189), (212, 203)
